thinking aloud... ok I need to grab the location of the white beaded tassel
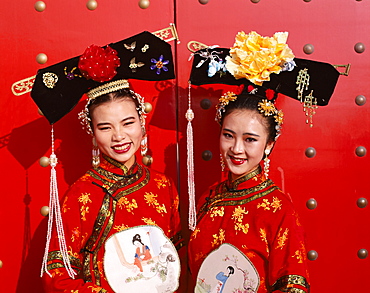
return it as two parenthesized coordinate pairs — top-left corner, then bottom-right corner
(41, 126), (76, 279)
(186, 82), (196, 231)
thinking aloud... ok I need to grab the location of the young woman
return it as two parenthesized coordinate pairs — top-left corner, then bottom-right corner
(30, 31), (183, 293)
(185, 30), (338, 292)
(43, 88), (182, 292)
(188, 91), (310, 292)
(132, 234), (152, 272)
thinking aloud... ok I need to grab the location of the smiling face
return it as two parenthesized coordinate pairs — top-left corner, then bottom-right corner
(91, 97), (143, 168)
(220, 109), (274, 181)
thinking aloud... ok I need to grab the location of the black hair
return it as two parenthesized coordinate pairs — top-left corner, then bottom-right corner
(88, 89), (141, 118)
(227, 266), (235, 276)
(87, 89), (142, 133)
(220, 93), (278, 143)
(132, 234), (144, 245)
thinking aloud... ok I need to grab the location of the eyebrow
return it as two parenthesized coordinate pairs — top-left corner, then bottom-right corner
(223, 128), (260, 137)
(96, 116), (136, 127)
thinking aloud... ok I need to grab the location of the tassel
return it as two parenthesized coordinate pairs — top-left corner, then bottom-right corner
(41, 126), (76, 279)
(186, 82), (196, 231)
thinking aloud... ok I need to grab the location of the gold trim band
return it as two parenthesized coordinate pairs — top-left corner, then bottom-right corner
(87, 79), (130, 99)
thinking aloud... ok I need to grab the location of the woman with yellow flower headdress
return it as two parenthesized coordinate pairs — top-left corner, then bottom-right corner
(186, 31), (341, 292)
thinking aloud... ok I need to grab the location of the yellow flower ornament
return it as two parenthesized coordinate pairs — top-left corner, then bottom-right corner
(215, 91), (238, 123)
(226, 31), (295, 86)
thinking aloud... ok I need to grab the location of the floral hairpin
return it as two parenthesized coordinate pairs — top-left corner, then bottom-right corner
(247, 85), (284, 140)
(258, 99), (284, 141)
(215, 91), (237, 123)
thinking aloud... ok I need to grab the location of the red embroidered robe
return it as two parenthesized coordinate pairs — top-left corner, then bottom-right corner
(188, 166), (310, 293)
(43, 155), (183, 292)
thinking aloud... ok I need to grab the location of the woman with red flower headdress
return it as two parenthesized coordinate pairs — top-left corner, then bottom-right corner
(31, 32), (183, 293)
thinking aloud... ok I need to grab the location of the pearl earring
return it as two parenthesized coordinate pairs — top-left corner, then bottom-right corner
(263, 149), (270, 179)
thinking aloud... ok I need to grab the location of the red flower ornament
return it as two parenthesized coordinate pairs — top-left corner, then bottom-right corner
(78, 45), (120, 83)
(265, 89), (275, 100)
(247, 85), (255, 93)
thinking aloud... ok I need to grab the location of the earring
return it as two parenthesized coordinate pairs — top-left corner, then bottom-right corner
(92, 137), (100, 168)
(220, 154), (225, 172)
(141, 135), (148, 157)
(264, 149), (270, 179)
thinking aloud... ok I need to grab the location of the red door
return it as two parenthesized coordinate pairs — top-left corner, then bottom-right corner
(0, 1), (369, 292)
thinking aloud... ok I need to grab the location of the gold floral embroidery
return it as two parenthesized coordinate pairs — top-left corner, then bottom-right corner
(78, 193), (92, 205)
(235, 222), (249, 234)
(232, 206), (249, 234)
(80, 173), (90, 181)
(294, 211), (302, 227)
(78, 193), (92, 221)
(241, 245), (256, 259)
(292, 249), (303, 264)
(257, 199), (270, 210)
(190, 227), (200, 241)
(113, 224), (129, 232)
(88, 286), (102, 293)
(51, 268), (63, 277)
(144, 192), (167, 215)
(232, 206), (248, 221)
(71, 290), (79, 293)
(211, 229), (225, 247)
(292, 241), (306, 264)
(172, 194), (179, 209)
(154, 175), (168, 189)
(276, 228), (289, 249)
(259, 228), (269, 254)
(246, 251), (256, 259)
(142, 217), (157, 226)
(62, 196), (70, 213)
(117, 196), (138, 214)
(62, 201), (70, 214)
(271, 197), (283, 212)
(80, 206), (90, 221)
(81, 232), (88, 247)
(195, 251), (205, 262)
(210, 207), (224, 220)
(257, 197), (282, 213)
(68, 246), (79, 259)
(97, 261), (104, 277)
(259, 277), (267, 292)
(71, 227), (80, 242)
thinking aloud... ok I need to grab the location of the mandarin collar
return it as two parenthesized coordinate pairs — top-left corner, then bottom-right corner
(99, 154), (139, 176)
(226, 165), (263, 191)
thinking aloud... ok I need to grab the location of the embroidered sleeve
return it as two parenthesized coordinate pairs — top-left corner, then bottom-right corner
(42, 183), (110, 292)
(267, 199), (310, 292)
